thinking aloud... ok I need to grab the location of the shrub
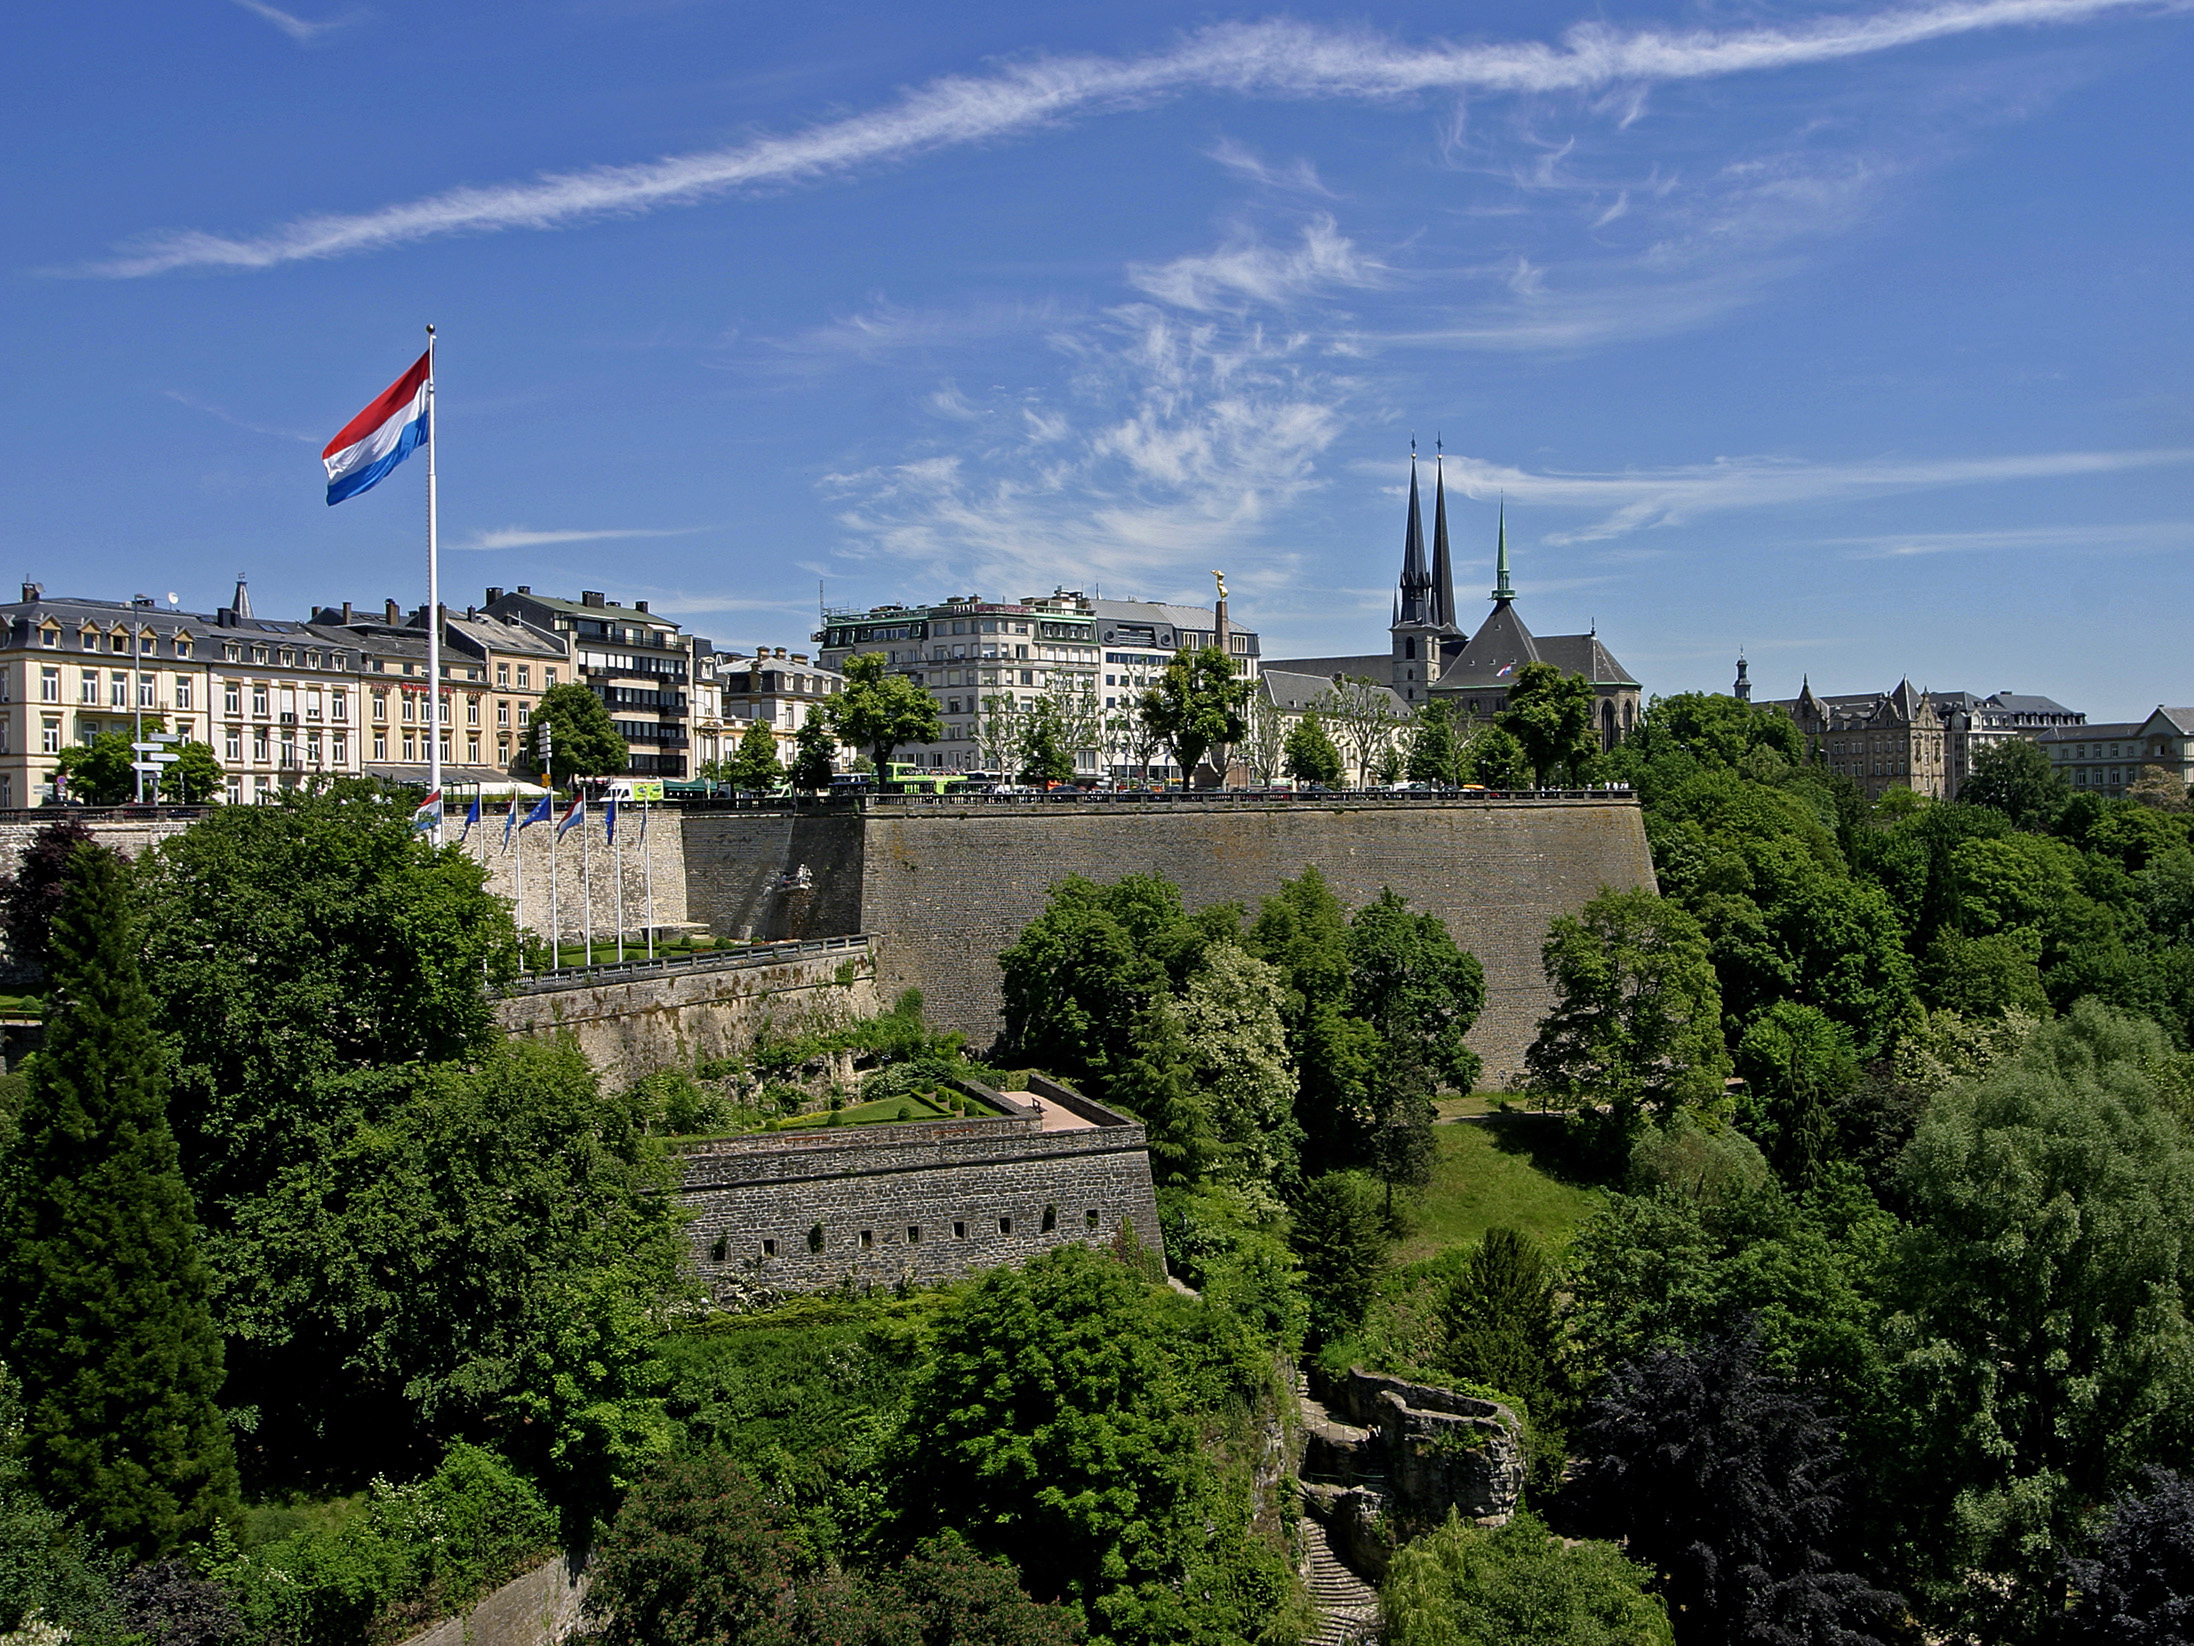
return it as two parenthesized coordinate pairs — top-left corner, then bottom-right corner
(1382, 1509), (1672, 1646)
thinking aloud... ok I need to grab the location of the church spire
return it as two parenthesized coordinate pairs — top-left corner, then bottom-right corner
(1490, 501), (1514, 602)
(1429, 439), (1456, 632)
(1397, 441), (1431, 624)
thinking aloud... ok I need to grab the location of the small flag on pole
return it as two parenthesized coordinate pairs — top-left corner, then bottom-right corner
(322, 352), (431, 506)
(604, 794), (619, 847)
(518, 792), (553, 831)
(412, 788), (442, 831)
(461, 792), (481, 842)
(557, 795), (585, 838)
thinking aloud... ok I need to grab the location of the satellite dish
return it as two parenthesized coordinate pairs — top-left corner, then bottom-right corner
(166, 592), (179, 607)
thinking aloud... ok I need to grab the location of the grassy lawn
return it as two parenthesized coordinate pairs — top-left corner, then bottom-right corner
(1394, 1112), (1611, 1265)
(777, 1089), (959, 1128)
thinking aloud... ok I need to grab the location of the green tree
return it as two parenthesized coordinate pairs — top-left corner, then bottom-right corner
(134, 783), (521, 1483)
(726, 717), (785, 793)
(886, 1244), (1292, 1643)
(1497, 662), (1598, 786)
(1016, 695), (1075, 786)
(1879, 1001), (2194, 1641)
(996, 875), (1229, 1096)
(1283, 710), (1343, 786)
(1468, 724), (1532, 789)
(1959, 736), (2067, 830)
(1439, 1228), (1560, 1427)
(789, 706), (837, 792)
(1177, 945), (1301, 1201)
(0, 1369), (125, 1642)
(1382, 1509), (1673, 1646)
(1350, 889), (1485, 1093)
(53, 732), (136, 806)
(0, 844), (236, 1559)
(1526, 889), (1730, 1159)
(1404, 705), (1459, 785)
(1137, 646), (1251, 786)
(1109, 995), (1210, 1186)
(1920, 929), (2049, 1017)
(327, 1038), (686, 1508)
(1607, 692), (1806, 802)
(827, 654), (945, 781)
(1247, 868), (1385, 1161)
(163, 741), (224, 804)
(1732, 1002), (1858, 1189)
(0, 816), (93, 980)
(1291, 1171), (1389, 1347)
(526, 682), (628, 779)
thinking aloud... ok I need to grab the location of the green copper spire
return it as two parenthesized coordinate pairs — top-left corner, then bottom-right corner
(1491, 500), (1513, 601)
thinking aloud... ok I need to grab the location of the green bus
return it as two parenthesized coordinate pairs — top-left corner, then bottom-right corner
(885, 762), (967, 795)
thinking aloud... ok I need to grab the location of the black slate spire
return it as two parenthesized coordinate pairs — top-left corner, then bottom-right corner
(1430, 442), (1456, 632)
(1398, 444), (1431, 624)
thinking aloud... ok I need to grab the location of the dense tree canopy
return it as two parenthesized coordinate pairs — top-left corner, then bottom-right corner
(1283, 711), (1343, 786)
(527, 681), (628, 779)
(0, 844), (236, 1559)
(1382, 1510), (1672, 1646)
(826, 653), (946, 778)
(1497, 663), (1599, 786)
(1137, 646), (1251, 784)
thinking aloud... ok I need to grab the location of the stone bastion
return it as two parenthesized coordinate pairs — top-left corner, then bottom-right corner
(676, 1072), (1166, 1300)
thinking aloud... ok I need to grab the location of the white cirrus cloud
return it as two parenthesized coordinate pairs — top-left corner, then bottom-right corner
(454, 524), (705, 551)
(226, 0), (364, 43)
(89, 0), (2175, 275)
(1128, 216), (1390, 311)
(1434, 446), (2194, 540)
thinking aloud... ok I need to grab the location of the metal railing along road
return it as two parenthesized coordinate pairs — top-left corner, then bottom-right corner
(507, 933), (871, 996)
(663, 784), (1635, 814)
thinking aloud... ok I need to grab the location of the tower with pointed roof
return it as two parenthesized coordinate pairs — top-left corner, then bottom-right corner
(1389, 445), (1465, 704)
(1426, 501), (1642, 753)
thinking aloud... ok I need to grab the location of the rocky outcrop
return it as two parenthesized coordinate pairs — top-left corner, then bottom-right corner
(1300, 1367), (1525, 1544)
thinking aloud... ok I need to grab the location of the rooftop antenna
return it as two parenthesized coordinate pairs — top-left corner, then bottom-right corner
(166, 592), (179, 608)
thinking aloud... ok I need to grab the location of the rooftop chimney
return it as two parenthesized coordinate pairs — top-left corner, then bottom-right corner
(20, 582), (40, 604)
(634, 600), (650, 614)
(385, 599), (401, 625)
(484, 587), (504, 604)
(581, 590), (607, 608)
(341, 601), (353, 624)
(516, 585), (531, 595)
(232, 576), (253, 621)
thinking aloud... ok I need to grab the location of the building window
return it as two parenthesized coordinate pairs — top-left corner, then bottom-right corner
(253, 729), (270, 762)
(497, 700), (511, 726)
(402, 695), (416, 723)
(39, 628), (56, 649)
(174, 677), (192, 710)
(466, 696), (481, 726)
(41, 668), (59, 702)
(1086, 1208), (1100, 1229)
(544, 668), (558, 687)
(860, 1229), (874, 1250)
(42, 719), (60, 755)
(467, 735), (480, 763)
(110, 672), (129, 707)
(373, 734), (387, 761)
(225, 728), (242, 762)
(252, 684), (269, 717)
(224, 682), (241, 715)
(1042, 1204), (1057, 1233)
(998, 1216), (1013, 1236)
(517, 665), (530, 689)
(497, 662), (510, 686)
(79, 669), (96, 704)
(331, 690), (347, 721)
(953, 1221), (967, 1240)
(807, 1224), (825, 1254)
(138, 673), (156, 708)
(761, 1238), (777, 1257)
(332, 733), (347, 764)
(906, 1225), (921, 1243)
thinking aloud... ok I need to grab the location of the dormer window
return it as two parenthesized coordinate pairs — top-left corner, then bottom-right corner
(38, 625), (57, 649)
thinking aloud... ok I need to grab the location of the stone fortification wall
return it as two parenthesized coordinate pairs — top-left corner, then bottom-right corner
(493, 938), (878, 1087)
(680, 798), (1656, 1081)
(470, 810), (690, 946)
(679, 1079), (1165, 1297)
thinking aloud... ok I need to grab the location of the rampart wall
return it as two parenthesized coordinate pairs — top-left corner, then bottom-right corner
(681, 798), (1656, 1081)
(493, 938), (878, 1087)
(679, 1075), (1166, 1297)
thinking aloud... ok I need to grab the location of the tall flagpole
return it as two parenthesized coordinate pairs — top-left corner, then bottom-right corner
(550, 811), (561, 972)
(582, 803), (595, 964)
(643, 802), (656, 960)
(425, 324), (443, 843)
(614, 803), (626, 963)
(514, 804), (526, 971)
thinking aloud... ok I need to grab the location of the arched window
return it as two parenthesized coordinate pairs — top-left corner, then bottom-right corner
(1601, 699), (1618, 749)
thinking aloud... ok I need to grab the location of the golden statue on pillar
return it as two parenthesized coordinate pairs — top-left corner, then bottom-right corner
(1211, 569), (1227, 601)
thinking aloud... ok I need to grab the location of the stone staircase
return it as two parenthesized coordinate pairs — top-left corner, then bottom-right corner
(1295, 1370), (1381, 1644)
(1301, 1510), (1380, 1645)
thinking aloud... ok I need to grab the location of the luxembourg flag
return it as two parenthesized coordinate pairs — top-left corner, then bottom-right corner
(322, 350), (430, 506)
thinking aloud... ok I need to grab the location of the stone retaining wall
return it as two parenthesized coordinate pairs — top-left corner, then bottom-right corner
(681, 798), (1656, 1081)
(493, 941), (878, 1087)
(679, 1079), (1165, 1296)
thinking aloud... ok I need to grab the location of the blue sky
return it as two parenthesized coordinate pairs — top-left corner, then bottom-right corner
(6, 0), (2191, 716)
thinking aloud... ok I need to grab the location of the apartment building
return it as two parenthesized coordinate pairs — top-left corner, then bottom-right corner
(482, 587), (699, 777)
(705, 647), (847, 772)
(2038, 709), (2194, 798)
(314, 601), (572, 781)
(815, 588), (1260, 777)
(0, 587), (226, 808)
